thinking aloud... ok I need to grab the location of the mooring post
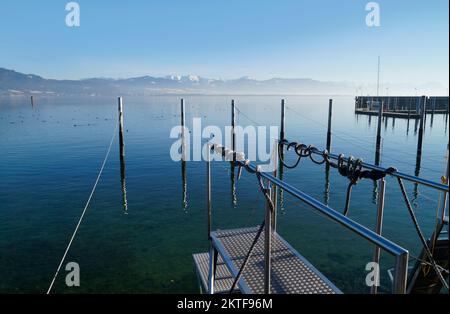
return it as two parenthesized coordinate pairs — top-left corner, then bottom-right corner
(371, 177), (386, 294)
(231, 100), (236, 158)
(118, 97), (128, 213)
(180, 98), (185, 129)
(326, 99), (333, 152)
(118, 97), (125, 159)
(231, 100), (237, 206)
(181, 99), (186, 161)
(375, 101), (383, 165)
(280, 99), (285, 142)
(417, 96), (427, 159)
(278, 100), (285, 215)
(180, 98), (188, 209)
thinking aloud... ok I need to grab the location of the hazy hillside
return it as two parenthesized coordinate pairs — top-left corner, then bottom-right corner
(0, 68), (446, 96)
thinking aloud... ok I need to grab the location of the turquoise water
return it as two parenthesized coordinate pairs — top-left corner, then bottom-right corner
(0, 95), (448, 293)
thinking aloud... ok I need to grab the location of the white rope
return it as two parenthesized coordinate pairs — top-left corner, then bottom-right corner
(46, 121), (118, 294)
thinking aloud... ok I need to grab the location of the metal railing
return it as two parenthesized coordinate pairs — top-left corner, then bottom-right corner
(278, 138), (449, 292)
(206, 143), (410, 294)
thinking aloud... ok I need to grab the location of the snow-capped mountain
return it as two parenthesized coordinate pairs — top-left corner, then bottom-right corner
(0, 68), (446, 96)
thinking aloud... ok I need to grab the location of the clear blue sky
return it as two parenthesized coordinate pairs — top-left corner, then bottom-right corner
(0, 0), (448, 87)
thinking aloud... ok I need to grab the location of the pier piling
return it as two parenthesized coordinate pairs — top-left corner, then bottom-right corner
(326, 99), (333, 152)
(118, 97), (125, 159)
(417, 96), (426, 160)
(181, 99), (188, 209)
(180, 98), (185, 130)
(231, 100), (236, 160)
(181, 99), (186, 160)
(375, 101), (383, 165)
(280, 99), (285, 142)
(231, 100), (237, 206)
(118, 97), (128, 213)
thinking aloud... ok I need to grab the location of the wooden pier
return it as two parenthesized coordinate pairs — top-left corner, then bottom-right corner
(355, 96), (449, 118)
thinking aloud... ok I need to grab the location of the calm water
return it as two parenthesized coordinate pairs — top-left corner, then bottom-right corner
(0, 95), (448, 294)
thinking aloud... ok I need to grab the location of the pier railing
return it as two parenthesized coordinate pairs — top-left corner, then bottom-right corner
(279, 141), (449, 193)
(206, 143), (410, 294)
(276, 97), (448, 292)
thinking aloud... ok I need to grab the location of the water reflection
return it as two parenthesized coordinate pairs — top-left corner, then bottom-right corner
(180, 100), (189, 211)
(231, 164), (237, 207)
(181, 158), (187, 210)
(323, 163), (330, 205)
(120, 152), (128, 214)
(413, 148), (422, 203)
(118, 100), (128, 214)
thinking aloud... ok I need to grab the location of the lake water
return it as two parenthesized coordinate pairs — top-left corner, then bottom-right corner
(0, 95), (448, 294)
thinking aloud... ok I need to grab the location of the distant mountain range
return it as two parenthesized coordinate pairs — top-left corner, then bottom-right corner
(0, 68), (446, 96)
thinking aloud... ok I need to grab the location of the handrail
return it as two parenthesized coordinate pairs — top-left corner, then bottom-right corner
(240, 161), (408, 257)
(207, 143), (409, 294)
(279, 140), (449, 192)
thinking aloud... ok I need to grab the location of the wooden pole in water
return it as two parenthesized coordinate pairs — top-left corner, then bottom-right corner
(118, 97), (125, 159)
(180, 99), (186, 161)
(231, 99), (236, 160)
(118, 97), (128, 213)
(417, 96), (426, 159)
(180, 98), (185, 129)
(375, 101), (383, 165)
(280, 99), (285, 142)
(30, 95), (34, 107)
(326, 99), (333, 152)
(278, 100), (285, 215)
(230, 100), (237, 206)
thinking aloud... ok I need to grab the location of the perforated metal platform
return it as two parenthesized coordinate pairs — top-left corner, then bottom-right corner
(208, 227), (341, 294)
(193, 253), (240, 294)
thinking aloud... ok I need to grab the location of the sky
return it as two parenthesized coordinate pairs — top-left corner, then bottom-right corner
(0, 0), (448, 90)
